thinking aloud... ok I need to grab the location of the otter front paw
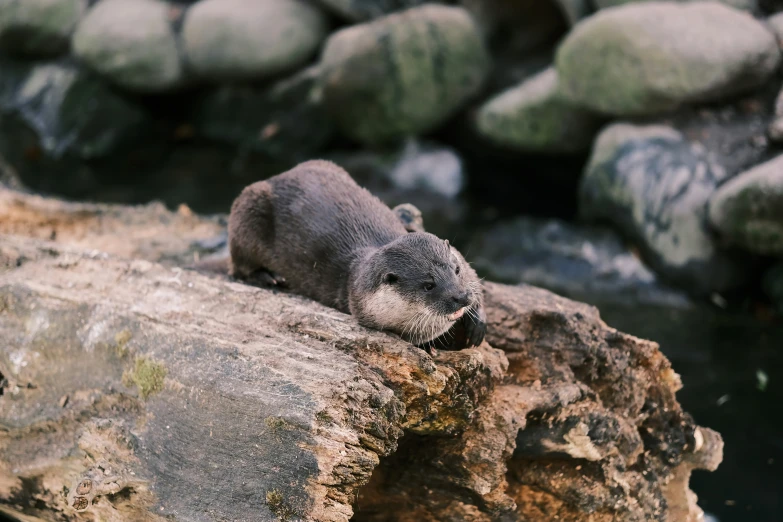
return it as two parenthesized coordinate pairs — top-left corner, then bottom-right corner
(245, 269), (288, 288)
(463, 306), (486, 347)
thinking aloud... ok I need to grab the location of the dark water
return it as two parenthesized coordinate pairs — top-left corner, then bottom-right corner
(595, 302), (783, 522)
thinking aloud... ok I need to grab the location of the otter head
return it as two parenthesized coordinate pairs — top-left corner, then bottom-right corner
(349, 232), (481, 346)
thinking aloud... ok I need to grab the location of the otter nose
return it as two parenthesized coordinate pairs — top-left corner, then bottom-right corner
(452, 293), (470, 307)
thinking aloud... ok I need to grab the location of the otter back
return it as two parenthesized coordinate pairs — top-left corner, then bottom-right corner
(228, 160), (409, 312)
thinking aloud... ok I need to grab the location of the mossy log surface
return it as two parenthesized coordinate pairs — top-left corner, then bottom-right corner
(0, 188), (722, 522)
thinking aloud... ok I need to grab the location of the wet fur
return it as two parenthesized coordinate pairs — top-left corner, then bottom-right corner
(228, 160), (485, 349)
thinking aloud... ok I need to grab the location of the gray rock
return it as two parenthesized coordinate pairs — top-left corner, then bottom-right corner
(182, 0), (328, 80)
(763, 262), (783, 313)
(319, 4), (490, 145)
(469, 217), (692, 307)
(595, 0), (755, 11)
(317, 0), (423, 21)
(0, 61), (146, 159)
(708, 154), (783, 255)
(476, 67), (604, 153)
(72, 0), (184, 92)
(0, 0), (86, 57)
(581, 123), (747, 294)
(556, 2), (780, 116)
(194, 66), (334, 161)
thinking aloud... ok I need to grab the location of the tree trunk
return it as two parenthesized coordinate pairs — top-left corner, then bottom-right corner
(0, 188), (722, 521)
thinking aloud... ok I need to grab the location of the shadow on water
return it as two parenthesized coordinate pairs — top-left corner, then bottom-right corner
(595, 302), (783, 522)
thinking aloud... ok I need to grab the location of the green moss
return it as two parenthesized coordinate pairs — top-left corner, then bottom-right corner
(122, 356), (167, 400)
(315, 410), (333, 424)
(265, 489), (299, 521)
(320, 5), (489, 144)
(264, 416), (293, 431)
(113, 329), (132, 358)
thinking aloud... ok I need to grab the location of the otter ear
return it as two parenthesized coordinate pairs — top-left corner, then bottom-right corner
(383, 273), (399, 284)
(444, 239), (449, 247)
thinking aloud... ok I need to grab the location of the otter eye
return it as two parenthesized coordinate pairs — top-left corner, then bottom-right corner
(384, 273), (398, 284)
(455, 266), (460, 275)
(423, 282), (435, 291)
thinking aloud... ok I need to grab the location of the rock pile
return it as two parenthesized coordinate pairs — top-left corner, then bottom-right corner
(1, 0), (783, 308)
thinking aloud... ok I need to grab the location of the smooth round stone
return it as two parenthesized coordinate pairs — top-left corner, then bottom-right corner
(182, 0), (328, 80)
(72, 0), (184, 92)
(319, 4), (489, 145)
(556, 2), (780, 116)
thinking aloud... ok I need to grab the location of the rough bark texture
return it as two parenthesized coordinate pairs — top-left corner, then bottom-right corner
(0, 188), (722, 522)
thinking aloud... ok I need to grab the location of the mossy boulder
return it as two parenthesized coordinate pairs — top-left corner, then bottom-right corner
(556, 2), (780, 116)
(182, 0), (328, 81)
(72, 0), (184, 92)
(476, 67), (603, 153)
(581, 123), (747, 294)
(0, 0), (86, 57)
(319, 4), (490, 145)
(708, 155), (783, 256)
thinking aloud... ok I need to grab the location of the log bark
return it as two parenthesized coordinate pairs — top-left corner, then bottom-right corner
(0, 188), (722, 522)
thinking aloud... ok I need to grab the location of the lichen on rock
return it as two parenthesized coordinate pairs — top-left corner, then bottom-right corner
(319, 4), (490, 145)
(580, 123), (748, 294)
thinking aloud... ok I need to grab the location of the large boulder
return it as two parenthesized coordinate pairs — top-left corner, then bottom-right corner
(0, 61), (146, 159)
(580, 123), (747, 294)
(556, 2), (780, 116)
(468, 216), (691, 307)
(72, 0), (184, 92)
(0, 0), (86, 57)
(182, 0), (329, 81)
(319, 4), (490, 145)
(193, 66), (335, 161)
(708, 154), (783, 256)
(476, 67), (603, 153)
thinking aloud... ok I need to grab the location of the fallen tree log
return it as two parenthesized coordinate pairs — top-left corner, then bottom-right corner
(0, 189), (722, 521)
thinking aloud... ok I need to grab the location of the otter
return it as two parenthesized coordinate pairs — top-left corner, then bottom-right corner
(228, 160), (486, 349)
